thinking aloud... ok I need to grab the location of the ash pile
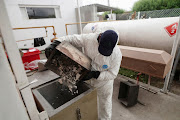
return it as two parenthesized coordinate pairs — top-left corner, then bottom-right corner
(45, 42), (91, 94)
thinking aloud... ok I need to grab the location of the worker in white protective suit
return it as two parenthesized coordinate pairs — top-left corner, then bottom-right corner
(45, 28), (122, 120)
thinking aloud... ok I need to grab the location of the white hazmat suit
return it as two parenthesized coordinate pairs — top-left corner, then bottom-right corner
(56, 28), (122, 120)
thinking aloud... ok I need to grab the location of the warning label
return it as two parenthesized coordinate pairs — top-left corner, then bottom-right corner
(164, 22), (178, 37)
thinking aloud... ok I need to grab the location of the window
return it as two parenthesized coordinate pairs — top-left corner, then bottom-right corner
(19, 5), (61, 19)
(26, 7), (56, 19)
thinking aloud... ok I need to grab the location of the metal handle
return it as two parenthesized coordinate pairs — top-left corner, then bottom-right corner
(76, 108), (81, 120)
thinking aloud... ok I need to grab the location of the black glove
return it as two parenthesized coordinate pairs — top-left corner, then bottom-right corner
(81, 71), (100, 81)
(45, 40), (61, 58)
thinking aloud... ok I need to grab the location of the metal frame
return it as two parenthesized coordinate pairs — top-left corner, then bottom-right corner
(19, 5), (61, 20)
(136, 73), (157, 94)
(162, 17), (180, 93)
(168, 47), (180, 90)
(13, 26), (57, 42)
(19, 4), (60, 8)
(0, 37), (29, 120)
(140, 76), (157, 94)
(0, 0), (49, 119)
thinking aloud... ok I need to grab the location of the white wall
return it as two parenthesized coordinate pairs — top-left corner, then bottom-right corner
(5, 0), (78, 50)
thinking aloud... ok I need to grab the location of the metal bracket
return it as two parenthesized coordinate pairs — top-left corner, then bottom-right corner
(160, 89), (169, 94)
(140, 76), (157, 94)
(38, 111), (49, 120)
(137, 75), (157, 94)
